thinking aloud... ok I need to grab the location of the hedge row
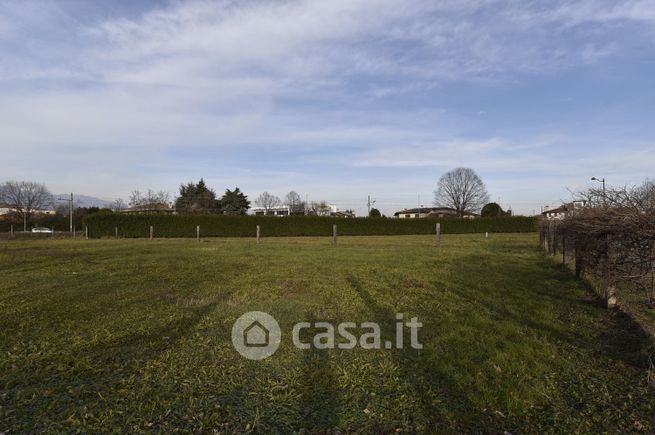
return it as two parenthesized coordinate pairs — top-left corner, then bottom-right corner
(0, 222), (14, 232)
(82, 214), (538, 238)
(0, 216), (73, 232)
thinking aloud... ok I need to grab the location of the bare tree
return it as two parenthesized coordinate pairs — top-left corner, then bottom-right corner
(129, 189), (170, 207)
(434, 167), (489, 216)
(305, 200), (332, 216)
(255, 192), (282, 213)
(574, 179), (655, 212)
(318, 201), (332, 216)
(129, 190), (142, 207)
(145, 189), (170, 205)
(112, 198), (126, 212)
(0, 181), (53, 231)
(284, 191), (305, 215)
(305, 202), (317, 216)
(637, 179), (655, 212)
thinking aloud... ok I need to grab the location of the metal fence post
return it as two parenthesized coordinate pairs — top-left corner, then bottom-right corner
(332, 224), (337, 246)
(436, 223), (441, 246)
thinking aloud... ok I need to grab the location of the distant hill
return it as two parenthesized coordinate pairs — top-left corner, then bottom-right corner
(55, 194), (114, 209)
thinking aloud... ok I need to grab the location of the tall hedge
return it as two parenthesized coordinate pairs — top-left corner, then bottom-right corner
(0, 216), (72, 232)
(82, 214), (538, 238)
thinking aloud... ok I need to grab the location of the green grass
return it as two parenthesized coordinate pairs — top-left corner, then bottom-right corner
(0, 234), (653, 433)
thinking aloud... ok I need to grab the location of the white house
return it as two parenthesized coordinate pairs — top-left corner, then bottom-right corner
(251, 206), (291, 216)
(0, 203), (56, 216)
(541, 201), (587, 220)
(251, 204), (355, 217)
(394, 207), (478, 219)
(120, 202), (176, 214)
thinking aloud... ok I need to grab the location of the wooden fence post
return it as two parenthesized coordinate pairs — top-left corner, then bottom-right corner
(435, 223), (441, 247)
(604, 235), (617, 308)
(602, 261), (617, 308)
(150, 226), (153, 240)
(332, 224), (337, 246)
(256, 225), (261, 244)
(10, 224), (13, 237)
(197, 225), (200, 242)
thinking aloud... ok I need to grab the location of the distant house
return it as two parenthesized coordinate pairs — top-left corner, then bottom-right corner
(541, 201), (587, 220)
(393, 207), (478, 219)
(251, 205), (355, 217)
(331, 210), (356, 218)
(0, 203), (56, 216)
(120, 202), (175, 214)
(0, 203), (12, 216)
(33, 208), (57, 216)
(252, 206), (291, 216)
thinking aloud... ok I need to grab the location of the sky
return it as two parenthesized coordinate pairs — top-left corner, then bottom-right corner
(1, 0), (654, 216)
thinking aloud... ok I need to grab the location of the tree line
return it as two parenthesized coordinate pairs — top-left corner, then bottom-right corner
(118, 167), (497, 218)
(1, 167), (508, 230)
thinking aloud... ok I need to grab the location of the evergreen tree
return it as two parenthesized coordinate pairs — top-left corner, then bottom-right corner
(175, 178), (220, 214)
(221, 187), (250, 215)
(369, 207), (382, 218)
(175, 182), (197, 212)
(196, 178), (209, 194)
(480, 202), (506, 217)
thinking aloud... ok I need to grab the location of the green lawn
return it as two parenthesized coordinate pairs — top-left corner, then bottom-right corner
(1, 234), (653, 433)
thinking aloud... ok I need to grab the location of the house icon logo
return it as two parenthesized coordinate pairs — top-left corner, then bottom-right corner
(243, 320), (269, 347)
(232, 311), (281, 360)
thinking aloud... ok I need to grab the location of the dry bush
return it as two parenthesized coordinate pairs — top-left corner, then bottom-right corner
(544, 199), (655, 308)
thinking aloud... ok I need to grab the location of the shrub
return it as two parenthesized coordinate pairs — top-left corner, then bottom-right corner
(83, 214), (538, 238)
(543, 208), (655, 308)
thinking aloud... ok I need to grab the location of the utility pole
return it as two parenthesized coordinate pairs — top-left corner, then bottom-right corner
(69, 192), (73, 232)
(367, 195), (376, 217)
(57, 192), (74, 233)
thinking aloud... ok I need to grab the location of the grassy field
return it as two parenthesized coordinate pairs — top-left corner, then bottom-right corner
(1, 234), (653, 433)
